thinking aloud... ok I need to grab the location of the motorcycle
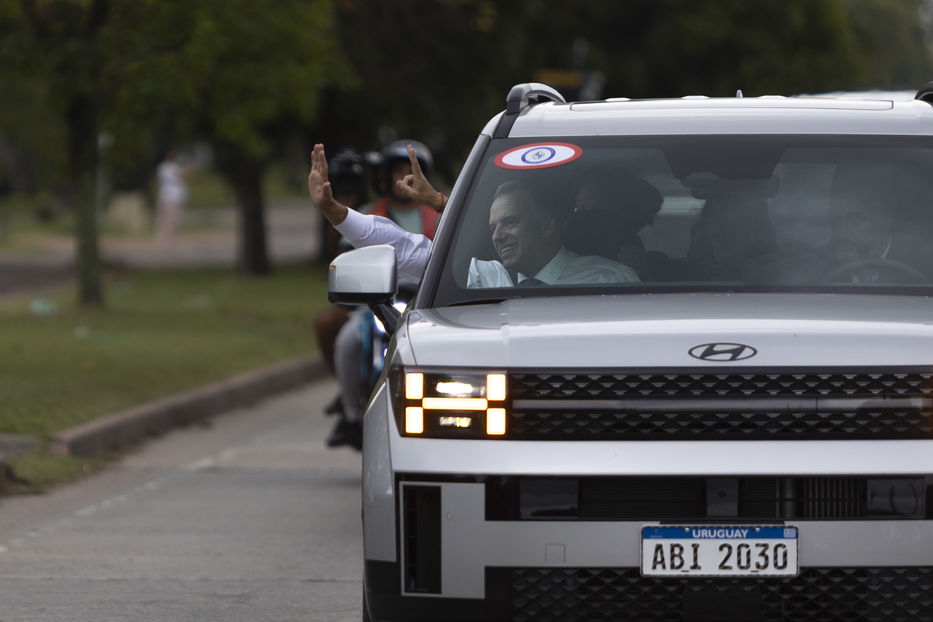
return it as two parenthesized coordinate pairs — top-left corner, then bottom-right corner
(324, 289), (412, 451)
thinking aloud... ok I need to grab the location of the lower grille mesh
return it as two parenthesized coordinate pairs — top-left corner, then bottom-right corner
(508, 409), (933, 440)
(510, 567), (933, 622)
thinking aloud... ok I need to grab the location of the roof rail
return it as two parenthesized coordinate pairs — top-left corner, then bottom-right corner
(915, 81), (933, 104)
(493, 82), (566, 138)
(505, 82), (566, 113)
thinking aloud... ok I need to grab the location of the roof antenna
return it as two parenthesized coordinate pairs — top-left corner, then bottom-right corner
(736, 89), (744, 98)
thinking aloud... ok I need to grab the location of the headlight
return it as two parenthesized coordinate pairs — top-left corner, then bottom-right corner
(390, 368), (509, 438)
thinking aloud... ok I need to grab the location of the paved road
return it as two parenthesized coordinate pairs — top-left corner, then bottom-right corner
(0, 205), (322, 295)
(0, 379), (361, 622)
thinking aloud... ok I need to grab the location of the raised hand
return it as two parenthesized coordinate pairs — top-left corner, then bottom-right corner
(308, 143), (348, 225)
(395, 144), (446, 212)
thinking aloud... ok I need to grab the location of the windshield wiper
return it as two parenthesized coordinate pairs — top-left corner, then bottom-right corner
(445, 297), (510, 307)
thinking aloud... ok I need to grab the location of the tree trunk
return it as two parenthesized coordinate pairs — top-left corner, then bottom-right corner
(218, 150), (270, 275)
(66, 94), (103, 305)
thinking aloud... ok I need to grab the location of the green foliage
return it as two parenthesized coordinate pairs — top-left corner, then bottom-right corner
(146, 1), (352, 159)
(579, 0), (863, 96)
(325, 0), (510, 174)
(78, 0), (349, 177)
(842, 0), (933, 89)
(0, 67), (68, 190)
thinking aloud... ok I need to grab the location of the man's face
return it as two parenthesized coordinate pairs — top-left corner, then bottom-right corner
(488, 191), (552, 274)
(829, 190), (892, 263)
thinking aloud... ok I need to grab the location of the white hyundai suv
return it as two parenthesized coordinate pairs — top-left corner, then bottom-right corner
(331, 83), (933, 622)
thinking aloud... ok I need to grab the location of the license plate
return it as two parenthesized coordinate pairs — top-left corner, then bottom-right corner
(641, 525), (798, 577)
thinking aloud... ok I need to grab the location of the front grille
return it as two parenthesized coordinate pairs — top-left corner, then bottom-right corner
(508, 567), (933, 622)
(510, 369), (933, 400)
(580, 477), (873, 521)
(508, 368), (933, 440)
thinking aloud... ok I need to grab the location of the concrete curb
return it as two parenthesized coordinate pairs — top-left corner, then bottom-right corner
(49, 355), (328, 458)
(0, 435), (42, 491)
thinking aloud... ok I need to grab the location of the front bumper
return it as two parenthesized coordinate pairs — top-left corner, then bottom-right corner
(394, 480), (933, 597)
(367, 478), (933, 621)
(363, 388), (933, 621)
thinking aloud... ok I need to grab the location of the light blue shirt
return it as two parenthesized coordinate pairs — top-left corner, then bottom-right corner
(467, 248), (640, 288)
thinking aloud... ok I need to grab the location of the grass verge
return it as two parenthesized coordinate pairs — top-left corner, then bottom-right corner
(3, 451), (106, 494)
(0, 263), (331, 490)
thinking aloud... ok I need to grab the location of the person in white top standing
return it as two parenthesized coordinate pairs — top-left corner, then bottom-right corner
(154, 150), (192, 248)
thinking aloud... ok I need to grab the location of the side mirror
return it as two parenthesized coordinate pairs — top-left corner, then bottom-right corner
(328, 245), (403, 333)
(328, 245), (398, 304)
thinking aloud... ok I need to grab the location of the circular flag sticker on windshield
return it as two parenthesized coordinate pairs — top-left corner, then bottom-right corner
(494, 142), (583, 170)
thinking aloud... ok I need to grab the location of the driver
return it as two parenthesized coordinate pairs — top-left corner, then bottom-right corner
(823, 164), (931, 283)
(828, 166), (895, 269)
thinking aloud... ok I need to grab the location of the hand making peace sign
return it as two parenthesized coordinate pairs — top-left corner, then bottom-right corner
(395, 144), (447, 212)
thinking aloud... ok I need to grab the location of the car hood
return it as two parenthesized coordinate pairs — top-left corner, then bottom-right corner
(405, 293), (933, 368)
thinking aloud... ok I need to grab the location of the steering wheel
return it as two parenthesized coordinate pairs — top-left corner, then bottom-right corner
(823, 257), (929, 284)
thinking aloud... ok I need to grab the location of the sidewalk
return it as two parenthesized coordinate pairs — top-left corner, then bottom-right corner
(0, 203), (332, 472)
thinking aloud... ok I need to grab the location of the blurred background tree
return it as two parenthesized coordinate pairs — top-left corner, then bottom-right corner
(0, 0), (113, 304)
(150, 0), (352, 275)
(0, 0), (348, 297)
(842, 0), (933, 88)
(2, 0), (933, 302)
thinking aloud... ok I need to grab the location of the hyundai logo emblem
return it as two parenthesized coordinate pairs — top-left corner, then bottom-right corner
(689, 343), (758, 362)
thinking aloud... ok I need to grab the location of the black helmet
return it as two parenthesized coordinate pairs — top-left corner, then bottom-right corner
(381, 139), (433, 177)
(328, 148), (365, 198)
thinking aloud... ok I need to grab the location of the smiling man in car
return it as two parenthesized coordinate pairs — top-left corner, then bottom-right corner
(467, 179), (639, 287)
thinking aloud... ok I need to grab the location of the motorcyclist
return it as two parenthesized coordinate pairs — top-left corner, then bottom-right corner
(325, 140), (441, 449)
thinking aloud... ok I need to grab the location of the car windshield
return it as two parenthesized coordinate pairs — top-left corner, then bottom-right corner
(430, 135), (933, 305)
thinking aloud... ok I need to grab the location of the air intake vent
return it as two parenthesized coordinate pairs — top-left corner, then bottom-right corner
(485, 476), (930, 521)
(402, 485), (441, 593)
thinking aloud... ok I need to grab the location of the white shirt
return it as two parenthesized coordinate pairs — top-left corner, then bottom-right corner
(157, 161), (186, 204)
(334, 208), (432, 284)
